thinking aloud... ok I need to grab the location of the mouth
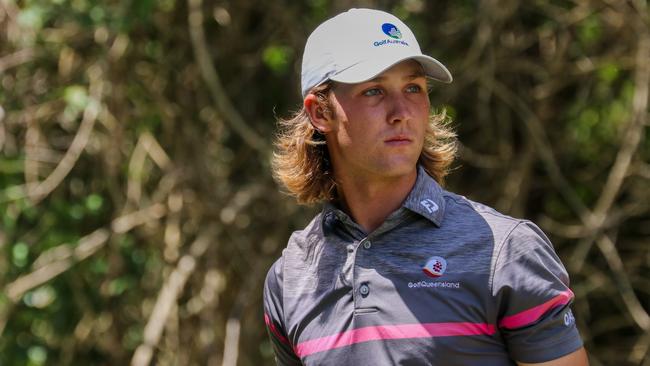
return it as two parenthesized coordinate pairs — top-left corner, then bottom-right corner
(384, 135), (412, 145)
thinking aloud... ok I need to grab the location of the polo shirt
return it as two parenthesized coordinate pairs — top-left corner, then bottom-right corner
(264, 166), (583, 365)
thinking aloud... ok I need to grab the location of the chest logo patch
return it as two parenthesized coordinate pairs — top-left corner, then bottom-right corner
(419, 199), (439, 214)
(423, 256), (447, 278)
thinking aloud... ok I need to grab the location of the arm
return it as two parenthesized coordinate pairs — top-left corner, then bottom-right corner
(493, 221), (586, 364)
(518, 347), (588, 366)
(263, 257), (303, 366)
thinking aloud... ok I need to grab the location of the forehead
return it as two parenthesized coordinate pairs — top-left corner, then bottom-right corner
(370, 59), (426, 80)
(334, 60), (425, 90)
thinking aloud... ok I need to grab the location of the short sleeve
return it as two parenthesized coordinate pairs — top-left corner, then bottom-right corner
(263, 256), (302, 366)
(492, 221), (583, 363)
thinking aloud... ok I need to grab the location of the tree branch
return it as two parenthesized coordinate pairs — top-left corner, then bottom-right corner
(27, 65), (104, 204)
(130, 229), (216, 366)
(187, 0), (268, 153)
(0, 48), (37, 73)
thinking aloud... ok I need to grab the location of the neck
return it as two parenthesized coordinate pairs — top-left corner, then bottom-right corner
(335, 168), (417, 234)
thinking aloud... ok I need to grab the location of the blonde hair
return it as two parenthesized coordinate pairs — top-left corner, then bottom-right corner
(272, 83), (458, 205)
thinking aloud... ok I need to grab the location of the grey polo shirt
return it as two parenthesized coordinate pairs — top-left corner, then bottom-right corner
(264, 166), (583, 365)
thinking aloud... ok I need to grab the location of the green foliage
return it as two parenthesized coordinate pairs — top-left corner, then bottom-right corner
(17, 5), (46, 30)
(565, 77), (632, 162)
(12, 242), (30, 268)
(262, 45), (293, 75)
(577, 15), (602, 46)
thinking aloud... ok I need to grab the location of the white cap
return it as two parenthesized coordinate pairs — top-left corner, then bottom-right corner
(300, 8), (453, 98)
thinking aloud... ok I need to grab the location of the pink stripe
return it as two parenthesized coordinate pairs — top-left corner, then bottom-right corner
(265, 313), (290, 345)
(295, 322), (496, 357)
(499, 289), (574, 329)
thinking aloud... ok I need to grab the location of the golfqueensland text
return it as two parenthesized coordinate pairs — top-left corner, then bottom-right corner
(408, 280), (461, 289)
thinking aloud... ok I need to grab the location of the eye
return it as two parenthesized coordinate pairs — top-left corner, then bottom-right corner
(405, 84), (423, 93)
(362, 87), (383, 97)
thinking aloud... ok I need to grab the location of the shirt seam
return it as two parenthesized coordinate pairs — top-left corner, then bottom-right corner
(442, 193), (520, 222)
(488, 220), (525, 294)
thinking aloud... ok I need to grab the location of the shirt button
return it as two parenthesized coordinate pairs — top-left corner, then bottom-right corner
(362, 240), (372, 249)
(346, 244), (354, 253)
(359, 284), (369, 296)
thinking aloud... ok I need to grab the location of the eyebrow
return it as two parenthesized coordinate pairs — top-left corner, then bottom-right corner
(367, 70), (426, 83)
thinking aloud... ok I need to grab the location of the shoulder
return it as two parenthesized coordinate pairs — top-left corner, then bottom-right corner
(438, 190), (560, 271)
(266, 211), (327, 294)
(265, 256), (284, 292)
(440, 190), (526, 243)
(281, 211), (330, 273)
(286, 211), (326, 249)
(493, 220), (562, 273)
(442, 190), (519, 224)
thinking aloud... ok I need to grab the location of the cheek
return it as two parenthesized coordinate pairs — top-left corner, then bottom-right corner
(346, 107), (384, 130)
(414, 99), (430, 117)
(337, 108), (379, 141)
(414, 104), (430, 131)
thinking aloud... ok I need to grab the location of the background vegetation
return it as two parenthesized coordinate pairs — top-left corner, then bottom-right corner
(1, 0), (648, 365)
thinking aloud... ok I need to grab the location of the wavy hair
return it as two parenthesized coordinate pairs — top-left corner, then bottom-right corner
(272, 82), (458, 205)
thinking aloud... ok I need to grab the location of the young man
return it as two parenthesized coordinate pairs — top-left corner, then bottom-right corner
(265, 8), (588, 366)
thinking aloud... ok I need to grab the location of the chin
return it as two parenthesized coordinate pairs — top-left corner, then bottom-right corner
(376, 161), (418, 178)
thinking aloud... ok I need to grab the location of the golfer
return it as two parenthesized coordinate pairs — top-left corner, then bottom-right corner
(264, 8), (588, 366)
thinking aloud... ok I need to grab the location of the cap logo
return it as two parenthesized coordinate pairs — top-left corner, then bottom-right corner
(381, 23), (402, 39)
(422, 256), (447, 278)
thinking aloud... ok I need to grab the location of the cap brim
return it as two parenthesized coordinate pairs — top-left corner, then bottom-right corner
(330, 54), (452, 85)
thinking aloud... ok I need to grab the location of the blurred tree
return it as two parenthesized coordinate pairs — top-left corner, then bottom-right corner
(0, 0), (648, 365)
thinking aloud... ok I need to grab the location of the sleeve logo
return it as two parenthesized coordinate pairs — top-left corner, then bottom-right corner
(564, 310), (575, 326)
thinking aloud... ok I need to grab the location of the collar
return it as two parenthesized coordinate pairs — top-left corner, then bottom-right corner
(401, 165), (446, 227)
(320, 165), (446, 230)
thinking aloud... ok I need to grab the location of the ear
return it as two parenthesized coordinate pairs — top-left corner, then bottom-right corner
(304, 93), (334, 133)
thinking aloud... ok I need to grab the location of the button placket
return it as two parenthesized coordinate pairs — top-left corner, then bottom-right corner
(351, 236), (375, 310)
(359, 283), (369, 296)
(339, 244), (356, 287)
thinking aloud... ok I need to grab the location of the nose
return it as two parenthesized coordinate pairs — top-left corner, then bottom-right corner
(387, 93), (412, 125)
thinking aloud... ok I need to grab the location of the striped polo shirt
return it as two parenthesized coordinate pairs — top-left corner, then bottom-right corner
(264, 166), (583, 365)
